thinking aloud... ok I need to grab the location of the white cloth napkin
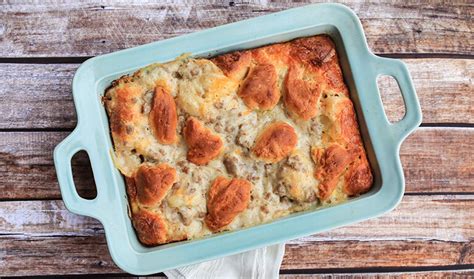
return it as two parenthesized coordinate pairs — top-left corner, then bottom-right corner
(164, 244), (285, 279)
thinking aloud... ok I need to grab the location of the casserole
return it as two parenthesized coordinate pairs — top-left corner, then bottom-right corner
(103, 35), (374, 245)
(54, 3), (421, 274)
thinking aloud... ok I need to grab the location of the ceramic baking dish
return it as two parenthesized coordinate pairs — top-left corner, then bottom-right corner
(54, 3), (421, 275)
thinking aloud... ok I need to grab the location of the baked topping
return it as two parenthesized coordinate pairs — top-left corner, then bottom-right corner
(149, 85), (178, 144)
(183, 117), (224, 165)
(132, 209), (168, 245)
(106, 84), (142, 139)
(344, 158), (373, 196)
(290, 35), (336, 68)
(252, 122), (298, 163)
(205, 176), (252, 232)
(338, 99), (361, 146)
(238, 63), (280, 110)
(312, 144), (351, 200)
(284, 65), (321, 120)
(210, 51), (252, 80)
(133, 164), (177, 206)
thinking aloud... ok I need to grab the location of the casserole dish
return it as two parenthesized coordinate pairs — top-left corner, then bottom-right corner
(54, 3), (422, 275)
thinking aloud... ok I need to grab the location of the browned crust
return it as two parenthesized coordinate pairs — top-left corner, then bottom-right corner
(183, 117), (224, 165)
(133, 164), (177, 207)
(125, 176), (138, 204)
(312, 142), (373, 200)
(251, 43), (291, 65)
(210, 51), (251, 80)
(238, 63), (280, 110)
(132, 209), (168, 246)
(289, 35), (336, 69)
(205, 176), (252, 232)
(284, 65), (322, 120)
(106, 85), (142, 141)
(252, 122), (298, 163)
(312, 144), (351, 200)
(344, 155), (373, 196)
(338, 99), (363, 147)
(149, 85), (178, 144)
(289, 35), (348, 94)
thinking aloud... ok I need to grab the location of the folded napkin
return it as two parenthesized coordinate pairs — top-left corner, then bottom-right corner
(164, 244), (285, 279)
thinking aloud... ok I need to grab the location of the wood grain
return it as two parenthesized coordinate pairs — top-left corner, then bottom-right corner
(0, 64), (77, 129)
(283, 241), (473, 270)
(2, 195), (472, 240)
(1, 127), (472, 200)
(280, 271), (474, 279)
(0, 1), (472, 57)
(1, 235), (119, 276)
(0, 195), (472, 276)
(2, 236), (472, 276)
(0, 59), (472, 129)
(0, 1), (472, 277)
(0, 132), (97, 200)
(379, 59), (474, 125)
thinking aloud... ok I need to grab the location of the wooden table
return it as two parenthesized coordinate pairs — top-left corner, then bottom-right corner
(1, 1), (473, 277)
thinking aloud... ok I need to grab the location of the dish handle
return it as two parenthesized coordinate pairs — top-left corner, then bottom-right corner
(53, 127), (103, 220)
(371, 56), (423, 142)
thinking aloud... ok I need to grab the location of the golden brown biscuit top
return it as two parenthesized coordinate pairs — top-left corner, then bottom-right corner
(238, 63), (280, 110)
(210, 51), (251, 81)
(312, 144), (351, 200)
(132, 209), (169, 246)
(284, 65), (322, 120)
(205, 176), (252, 232)
(104, 35), (373, 246)
(183, 117), (224, 166)
(133, 164), (177, 207)
(290, 36), (336, 68)
(149, 85), (178, 145)
(252, 122), (298, 163)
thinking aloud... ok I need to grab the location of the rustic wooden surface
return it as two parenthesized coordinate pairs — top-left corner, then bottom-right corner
(1, 128), (473, 200)
(1, 195), (473, 276)
(1, 2), (472, 57)
(0, 0), (473, 278)
(0, 59), (472, 129)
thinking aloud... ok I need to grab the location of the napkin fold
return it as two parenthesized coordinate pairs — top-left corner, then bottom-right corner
(164, 244), (285, 279)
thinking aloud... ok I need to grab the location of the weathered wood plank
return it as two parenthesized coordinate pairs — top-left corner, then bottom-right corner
(280, 271), (474, 279)
(2, 195), (473, 241)
(400, 128), (474, 195)
(0, 59), (472, 129)
(0, 64), (77, 129)
(1, 236), (472, 276)
(0, 132), (96, 200)
(1, 128), (472, 200)
(1, 235), (119, 276)
(282, 240), (473, 270)
(0, 196), (472, 276)
(0, 1), (472, 57)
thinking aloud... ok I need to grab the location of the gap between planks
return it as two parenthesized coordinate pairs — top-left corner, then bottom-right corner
(0, 52), (472, 64)
(278, 270), (474, 279)
(1, 122), (474, 134)
(3, 272), (474, 279)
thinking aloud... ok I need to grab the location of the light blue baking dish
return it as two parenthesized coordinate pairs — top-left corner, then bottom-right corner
(54, 3), (421, 275)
